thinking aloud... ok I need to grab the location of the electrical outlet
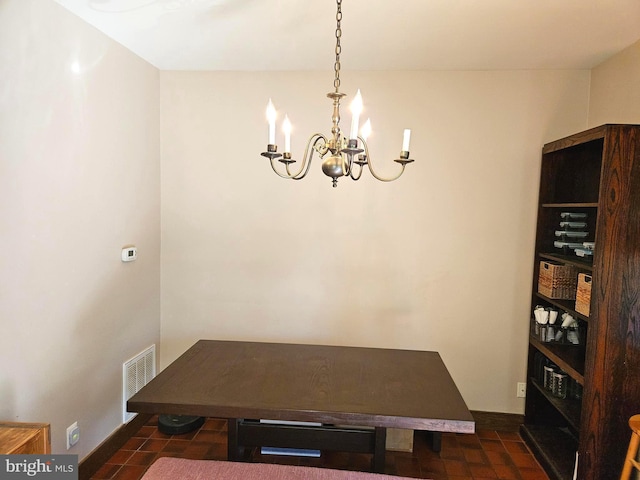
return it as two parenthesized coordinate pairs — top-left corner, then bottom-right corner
(517, 382), (527, 398)
(66, 422), (79, 449)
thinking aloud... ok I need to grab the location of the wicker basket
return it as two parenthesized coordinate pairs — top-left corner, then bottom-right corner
(575, 273), (592, 316)
(538, 261), (578, 299)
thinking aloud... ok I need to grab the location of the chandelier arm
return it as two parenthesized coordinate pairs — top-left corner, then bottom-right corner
(285, 133), (328, 180)
(349, 160), (364, 180)
(342, 153), (352, 177)
(361, 136), (407, 182)
(346, 145), (363, 180)
(268, 158), (299, 179)
(368, 162), (406, 182)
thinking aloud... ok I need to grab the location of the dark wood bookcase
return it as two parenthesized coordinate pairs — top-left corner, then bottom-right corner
(521, 124), (640, 480)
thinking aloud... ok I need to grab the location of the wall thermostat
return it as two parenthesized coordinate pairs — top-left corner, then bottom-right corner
(121, 246), (137, 262)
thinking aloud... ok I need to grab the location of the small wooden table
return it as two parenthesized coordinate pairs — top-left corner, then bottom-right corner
(128, 340), (474, 472)
(0, 422), (51, 454)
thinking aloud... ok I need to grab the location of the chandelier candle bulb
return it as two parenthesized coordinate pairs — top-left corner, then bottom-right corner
(402, 129), (411, 152)
(283, 115), (292, 153)
(266, 99), (277, 145)
(361, 118), (372, 141)
(349, 89), (363, 140)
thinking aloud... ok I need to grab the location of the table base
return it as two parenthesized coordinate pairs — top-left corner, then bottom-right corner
(228, 419), (387, 473)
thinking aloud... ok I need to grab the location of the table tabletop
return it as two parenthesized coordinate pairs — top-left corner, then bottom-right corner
(128, 340), (474, 434)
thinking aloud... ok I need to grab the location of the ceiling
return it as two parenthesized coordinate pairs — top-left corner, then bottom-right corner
(54, 0), (640, 71)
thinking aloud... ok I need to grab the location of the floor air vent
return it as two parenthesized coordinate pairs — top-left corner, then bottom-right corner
(122, 345), (156, 423)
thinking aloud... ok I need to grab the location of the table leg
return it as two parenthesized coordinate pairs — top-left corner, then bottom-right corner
(428, 431), (442, 452)
(372, 427), (386, 473)
(227, 418), (240, 461)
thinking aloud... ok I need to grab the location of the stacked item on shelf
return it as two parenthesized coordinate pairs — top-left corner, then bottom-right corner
(533, 306), (581, 345)
(532, 352), (583, 401)
(538, 261), (578, 300)
(554, 212), (589, 255)
(575, 274), (592, 317)
(575, 241), (595, 259)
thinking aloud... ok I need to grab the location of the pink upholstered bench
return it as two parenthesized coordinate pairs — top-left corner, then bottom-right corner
(141, 457), (424, 480)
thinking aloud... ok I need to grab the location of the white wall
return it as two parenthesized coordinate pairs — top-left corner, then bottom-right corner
(0, 0), (160, 457)
(589, 39), (640, 126)
(160, 69), (590, 414)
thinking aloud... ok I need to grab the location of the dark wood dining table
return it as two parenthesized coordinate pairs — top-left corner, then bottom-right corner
(127, 339), (475, 472)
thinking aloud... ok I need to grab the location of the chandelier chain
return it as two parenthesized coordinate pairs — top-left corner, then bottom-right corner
(333, 0), (342, 92)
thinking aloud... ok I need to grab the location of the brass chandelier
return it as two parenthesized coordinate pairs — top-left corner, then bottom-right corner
(260, 0), (414, 188)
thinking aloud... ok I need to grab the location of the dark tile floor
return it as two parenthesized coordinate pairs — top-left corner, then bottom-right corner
(90, 416), (550, 480)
